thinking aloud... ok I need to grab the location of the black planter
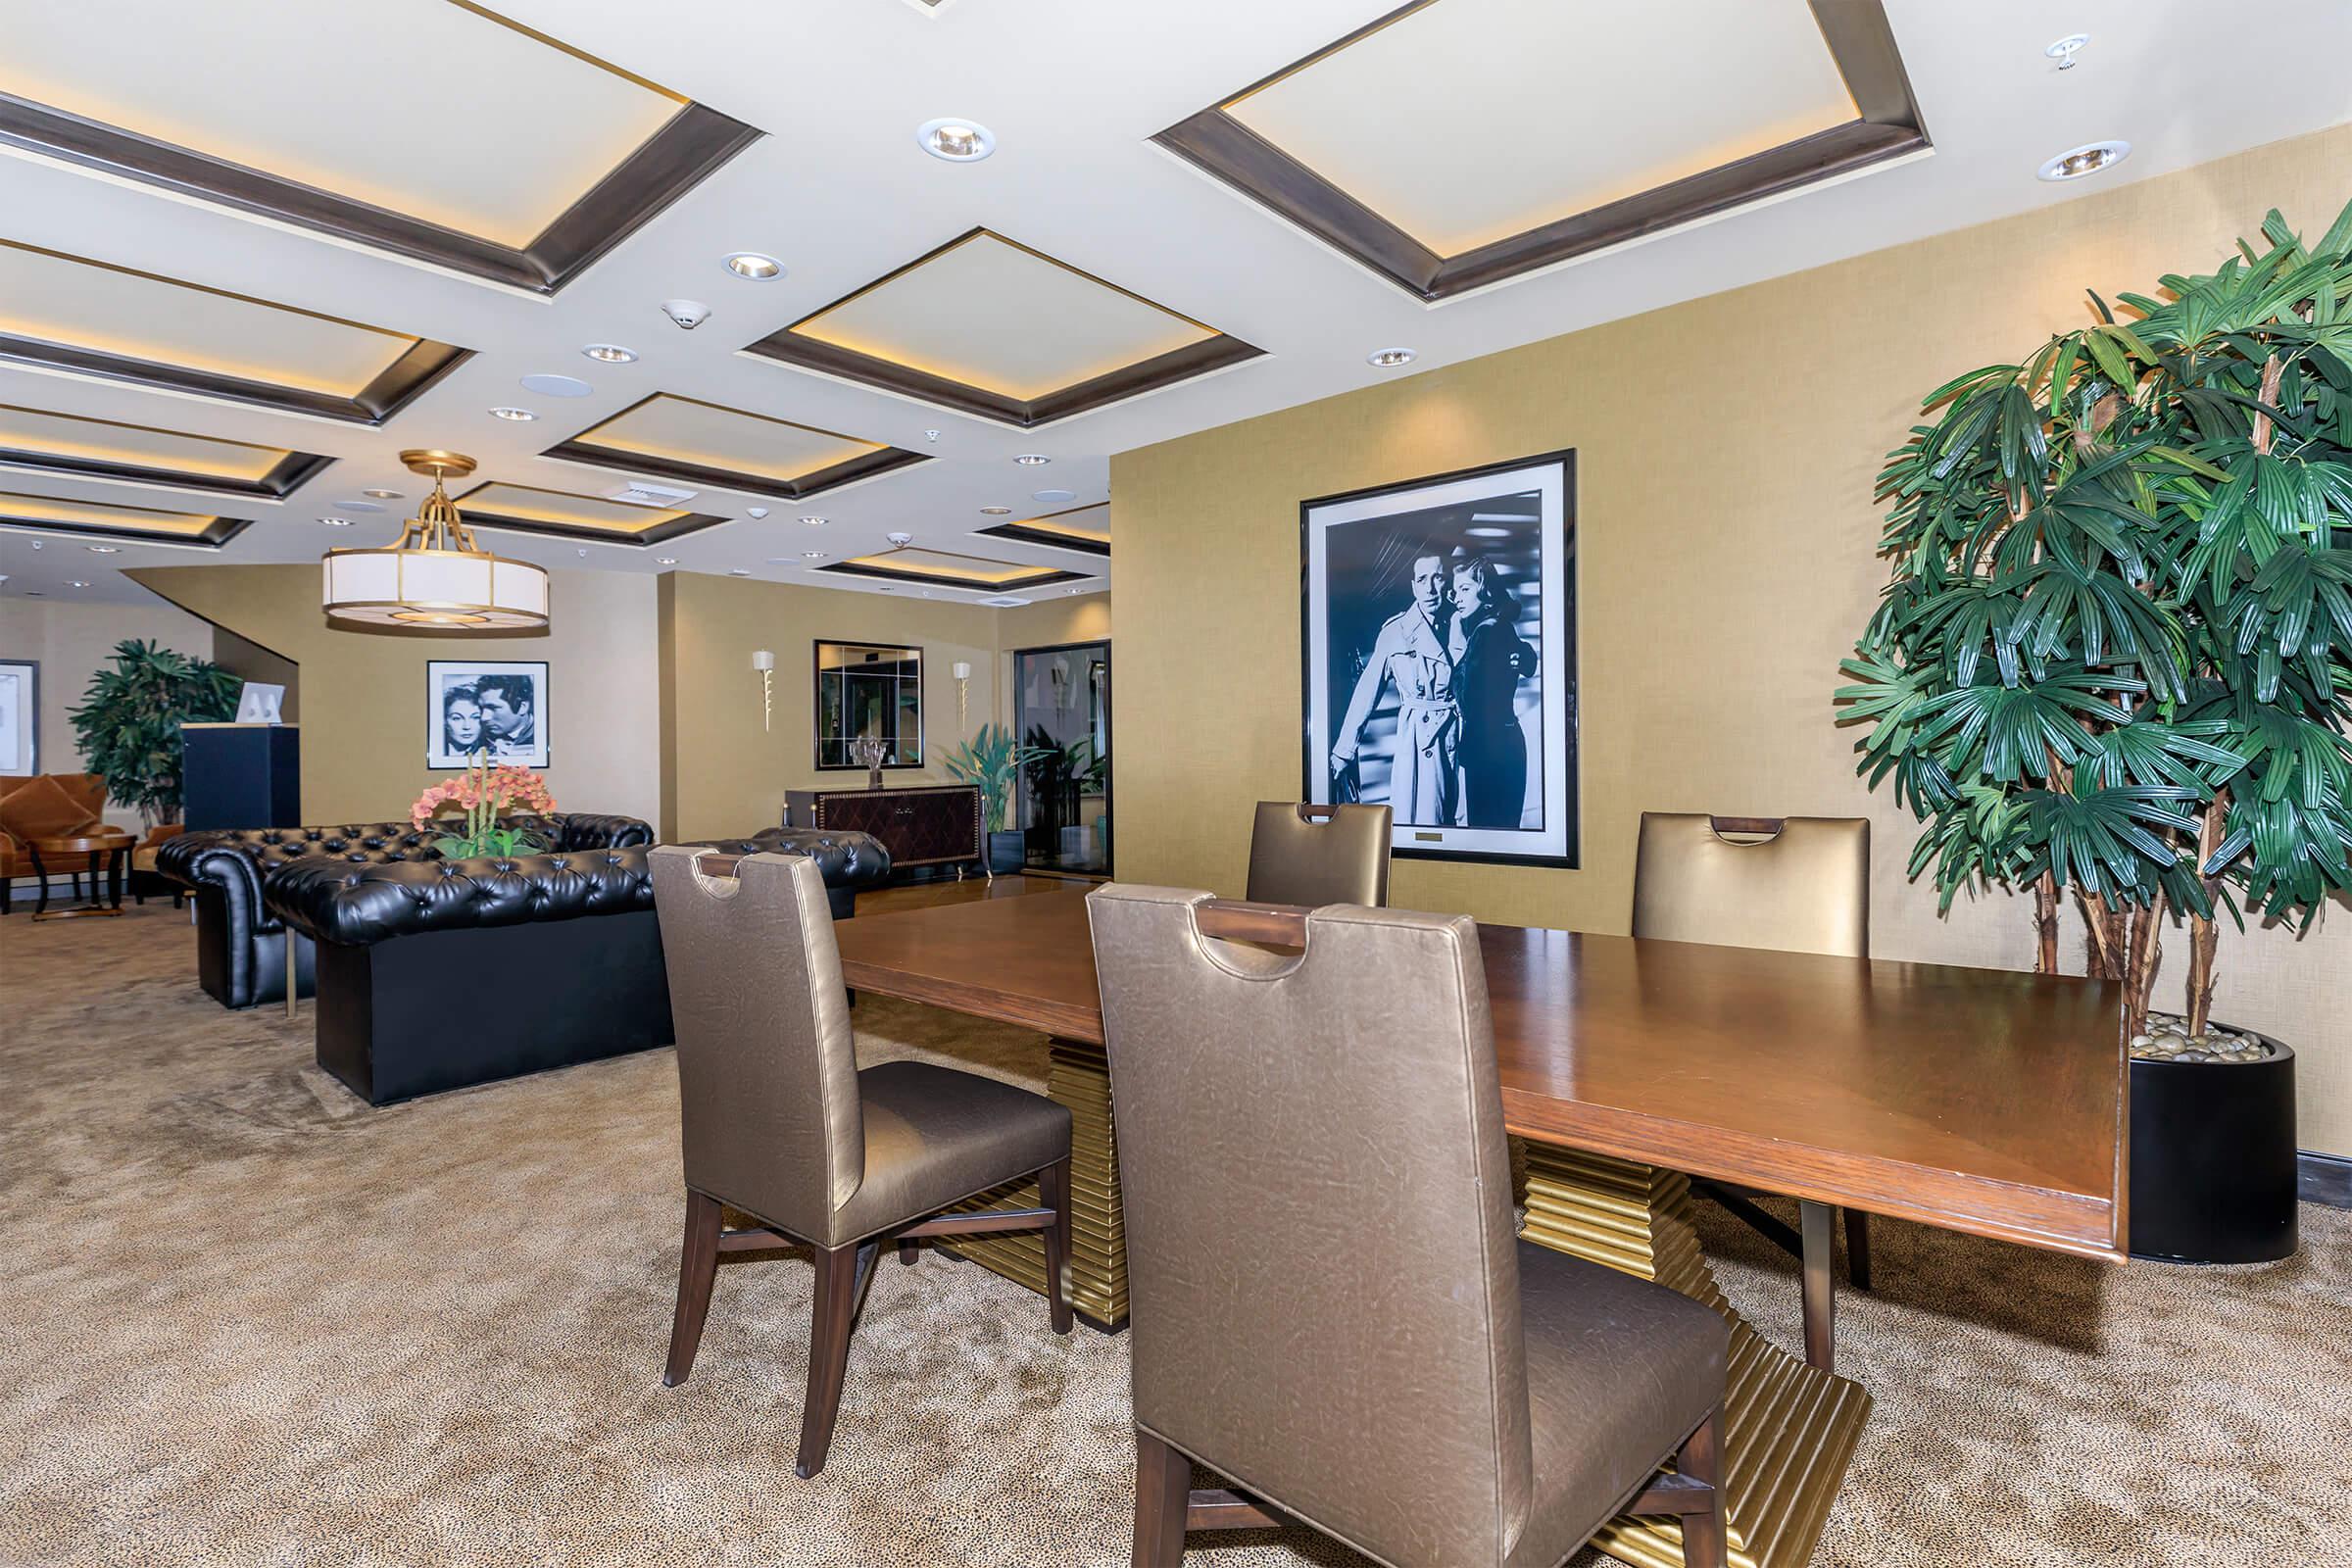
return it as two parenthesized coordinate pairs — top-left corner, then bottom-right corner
(987, 829), (1024, 874)
(2129, 1028), (2298, 1264)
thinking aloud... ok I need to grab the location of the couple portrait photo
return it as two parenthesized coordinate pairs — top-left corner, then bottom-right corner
(426, 661), (549, 769)
(1302, 451), (1577, 868)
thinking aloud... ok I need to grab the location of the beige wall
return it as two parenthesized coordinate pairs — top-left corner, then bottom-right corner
(2, 594), (215, 829)
(659, 572), (1013, 841)
(1113, 124), (2352, 1155)
(131, 564), (662, 828)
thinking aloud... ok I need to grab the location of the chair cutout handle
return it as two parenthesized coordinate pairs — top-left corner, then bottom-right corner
(1295, 803), (1341, 824)
(691, 850), (750, 878)
(1708, 814), (1786, 839)
(1195, 898), (1310, 946)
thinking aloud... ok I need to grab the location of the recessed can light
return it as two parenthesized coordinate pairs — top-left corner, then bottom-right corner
(917, 119), (996, 162)
(319, 516), (353, 527)
(489, 406), (537, 421)
(68, 579), (89, 588)
(979, 506), (1012, 515)
(729, 567), (752, 575)
(2038, 140), (2130, 181)
(362, 488), (402, 500)
(1013, 453), (1051, 466)
(85, 545), (120, 554)
(800, 515), (826, 526)
(581, 343), (638, 364)
(802, 550), (826, 559)
(722, 252), (784, 281)
(657, 557), (678, 564)
(1368, 347), (1416, 368)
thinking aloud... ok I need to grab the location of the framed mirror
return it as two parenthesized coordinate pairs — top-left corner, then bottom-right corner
(813, 640), (924, 769)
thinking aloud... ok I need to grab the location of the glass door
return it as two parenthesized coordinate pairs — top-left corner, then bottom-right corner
(1012, 640), (1110, 876)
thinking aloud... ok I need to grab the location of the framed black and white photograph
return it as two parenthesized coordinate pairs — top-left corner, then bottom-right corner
(0, 659), (35, 776)
(1301, 451), (1577, 867)
(426, 661), (548, 769)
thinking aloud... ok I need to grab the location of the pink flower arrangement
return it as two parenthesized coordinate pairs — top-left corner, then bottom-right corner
(411, 754), (556, 858)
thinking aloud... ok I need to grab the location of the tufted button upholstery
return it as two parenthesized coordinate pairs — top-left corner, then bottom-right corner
(156, 812), (654, 1008)
(267, 847), (657, 946)
(674, 827), (892, 920)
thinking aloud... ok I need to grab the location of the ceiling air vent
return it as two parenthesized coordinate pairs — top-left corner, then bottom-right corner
(604, 479), (698, 508)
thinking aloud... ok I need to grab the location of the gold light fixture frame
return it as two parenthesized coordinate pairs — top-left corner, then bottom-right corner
(321, 450), (551, 628)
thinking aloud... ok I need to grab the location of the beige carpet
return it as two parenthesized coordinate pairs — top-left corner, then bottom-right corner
(2, 902), (2345, 1568)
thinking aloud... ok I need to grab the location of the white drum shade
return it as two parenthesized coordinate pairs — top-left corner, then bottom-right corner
(321, 546), (549, 628)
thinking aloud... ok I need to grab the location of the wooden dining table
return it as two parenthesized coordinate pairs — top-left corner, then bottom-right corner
(831, 885), (2127, 1568)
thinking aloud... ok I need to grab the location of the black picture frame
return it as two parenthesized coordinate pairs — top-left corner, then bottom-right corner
(426, 661), (549, 770)
(1299, 450), (1579, 868)
(812, 639), (927, 771)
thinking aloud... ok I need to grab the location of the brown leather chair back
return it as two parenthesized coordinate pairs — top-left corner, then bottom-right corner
(1632, 813), (1870, 958)
(648, 847), (864, 1240)
(1244, 801), (1393, 906)
(1088, 885), (1529, 1565)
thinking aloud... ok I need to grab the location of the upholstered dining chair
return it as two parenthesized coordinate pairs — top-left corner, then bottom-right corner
(1632, 812), (1876, 1349)
(647, 847), (1075, 1479)
(1090, 885), (1729, 1568)
(1244, 801), (1392, 906)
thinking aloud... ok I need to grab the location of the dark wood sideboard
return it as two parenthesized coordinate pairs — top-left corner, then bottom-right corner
(785, 784), (983, 877)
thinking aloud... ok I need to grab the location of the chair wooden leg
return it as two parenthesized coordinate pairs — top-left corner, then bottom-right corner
(1038, 1155), (1074, 1336)
(1678, 1405), (1727, 1568)
(1844, 1207), (1873, 1292)
(1131, 1427), (1191, 1568)
(795, 1241), (860, 1479)
(662, 1190), (723, 1388)
(898, 1238), (919, 1266)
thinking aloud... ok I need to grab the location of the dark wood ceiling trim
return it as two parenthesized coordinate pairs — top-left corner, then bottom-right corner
(0, 93), (760, 296)
(539, 437), (928, 502)
(974, 520), (1110, 558)
(816, 559), (1090, 592)
(0, 511), (250, 549)
(1151, 0), (1928, 303)
(743, 328), (1264, 428)
(0, 444), (332, 501)
(452, 504), (729, 549)
(0, 331), (470, 427)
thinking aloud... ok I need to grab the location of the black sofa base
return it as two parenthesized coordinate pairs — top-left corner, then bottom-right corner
(195, 890), (315, 1008)
(315, 911), (673, 1106)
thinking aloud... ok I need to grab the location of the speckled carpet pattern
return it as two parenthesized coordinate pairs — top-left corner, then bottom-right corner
(2, 902), (2345, 1567)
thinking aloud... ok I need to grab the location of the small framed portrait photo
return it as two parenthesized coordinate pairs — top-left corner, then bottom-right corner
(1301, 450), (1578, 868)
(427, 661), (548, 770)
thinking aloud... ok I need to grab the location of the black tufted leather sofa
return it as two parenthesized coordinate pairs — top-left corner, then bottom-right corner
(678, 826), (892, 919)
(156, 813), (654, 1010)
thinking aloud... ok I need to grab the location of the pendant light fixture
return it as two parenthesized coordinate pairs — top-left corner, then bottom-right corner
(321, 450), (549, 629)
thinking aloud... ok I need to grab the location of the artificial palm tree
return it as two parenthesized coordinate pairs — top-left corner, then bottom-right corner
(1838, 201), (2352, 1044)
(68, 639), (241, 826)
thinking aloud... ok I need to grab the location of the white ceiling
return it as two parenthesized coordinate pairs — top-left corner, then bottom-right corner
(3, 0), (2350, 614)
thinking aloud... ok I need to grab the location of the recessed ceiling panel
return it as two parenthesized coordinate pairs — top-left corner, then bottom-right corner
(0, 1), (760, 293)
(0, 240), (469, 423)
(542, 394), (926, 500)
(743, 229), (1264, 427)
(0, 488), (250, 548)
(818, 545), (1090, 591)
(0, 404), (330, 498)
(1155, 0), (1926, 301)
(451, 480), (726, 547)
(975, 501), (1110, 557)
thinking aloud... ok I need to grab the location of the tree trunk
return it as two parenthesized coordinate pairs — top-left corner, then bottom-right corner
(2078, 890), (2127, 981)
(2183, 792), (2229, 1037)
(2033, 872), (2061, 974)
(2122, 896), (2165, 1045)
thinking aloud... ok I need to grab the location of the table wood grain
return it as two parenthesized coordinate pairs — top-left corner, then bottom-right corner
(833, 888), (2128, 1261)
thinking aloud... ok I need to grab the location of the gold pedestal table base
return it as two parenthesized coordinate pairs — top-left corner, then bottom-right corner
(941, 1040), (1128, 1331)
(1519, 1144), (1872, 1568)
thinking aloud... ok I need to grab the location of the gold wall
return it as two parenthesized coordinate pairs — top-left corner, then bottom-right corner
(1112, 124), (2352, 1155)
(133, 564), (662, 827)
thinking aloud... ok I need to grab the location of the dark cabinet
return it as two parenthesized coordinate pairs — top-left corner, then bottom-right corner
(785, 784), (981, 875)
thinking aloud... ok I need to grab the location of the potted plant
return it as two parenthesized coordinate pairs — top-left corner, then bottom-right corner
(1838, 201), (2352, 1263)
(941, 723), (1048, 873)
(68, 639), (241, 827)
(411, 753), (557, 858)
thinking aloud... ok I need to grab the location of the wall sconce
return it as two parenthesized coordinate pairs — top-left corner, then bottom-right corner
(752, 649), (774, 730)
(953, 660), (972, 726)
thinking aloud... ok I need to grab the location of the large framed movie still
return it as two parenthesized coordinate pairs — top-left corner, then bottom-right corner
(1301, 450), (1577, 868)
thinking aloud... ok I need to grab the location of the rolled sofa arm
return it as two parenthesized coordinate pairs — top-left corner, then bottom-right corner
(677, 828), (892, 919)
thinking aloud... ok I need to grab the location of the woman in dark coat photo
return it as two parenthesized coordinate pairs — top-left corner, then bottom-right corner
(1447, 552), (1536, 829)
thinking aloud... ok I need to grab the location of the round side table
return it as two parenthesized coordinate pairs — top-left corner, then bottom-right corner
(27, 832), (136, 920)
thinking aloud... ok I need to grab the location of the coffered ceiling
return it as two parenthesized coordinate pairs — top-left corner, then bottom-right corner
(1, 0), (2347, 612)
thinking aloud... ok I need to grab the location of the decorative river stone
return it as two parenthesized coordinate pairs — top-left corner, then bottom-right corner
(2128, 1011), (2273, 1064)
